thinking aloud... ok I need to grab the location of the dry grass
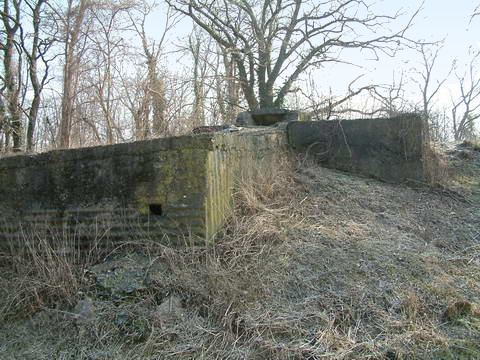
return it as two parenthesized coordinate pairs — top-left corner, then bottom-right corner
(424, 143), (451, 186)
(1, 152), (480, 359)
(0, 225), (111, 321)
(1, 236), (80, 320)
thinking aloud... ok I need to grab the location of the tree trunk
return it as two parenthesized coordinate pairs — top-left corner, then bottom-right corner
(59, 0), (88, 148)
(149, 64), (166, 137)
(26, 0), (46, 151)
(2, 0), (22, 151)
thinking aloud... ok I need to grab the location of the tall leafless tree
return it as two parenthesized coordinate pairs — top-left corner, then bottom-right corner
(89, 1), (132, 144)
(0, 97), (5, 149)
(215, 44), (240, 123)
(451, 49), (480, 140)
(1, 0), (23, 151)
(343, 73), (408, 119)
(188, 28), (211, 128)
(57, 0), (91, 148)
(128, 2), (178, 138)
(471, 4), (479, 22)
(167, 0), (419, 110)
(409, 42), (453, 141)
(415, 44), (449, 122)
(19, 0), (56, 151)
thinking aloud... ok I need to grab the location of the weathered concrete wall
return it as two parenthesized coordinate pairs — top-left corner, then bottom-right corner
(0, 114), (428, 249)
(287, 115), (426, 182)
(0, 129), (287, 247)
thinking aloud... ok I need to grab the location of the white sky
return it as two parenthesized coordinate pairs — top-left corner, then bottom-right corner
(145, 0), (480, 109)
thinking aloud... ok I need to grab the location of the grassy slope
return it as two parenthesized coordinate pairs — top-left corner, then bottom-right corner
(1, 149), (479, 360)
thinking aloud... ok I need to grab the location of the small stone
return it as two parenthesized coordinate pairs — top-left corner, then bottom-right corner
(153, 295), (184, 325)
(87, 255), (149, 298)
(73, 297), (96, 324)
(157, 295), (183, 315)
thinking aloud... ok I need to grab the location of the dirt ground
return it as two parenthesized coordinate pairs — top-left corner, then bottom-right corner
(1, 145), (479, 359)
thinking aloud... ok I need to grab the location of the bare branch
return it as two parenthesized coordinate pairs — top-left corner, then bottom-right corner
(167, 0), (422, 110)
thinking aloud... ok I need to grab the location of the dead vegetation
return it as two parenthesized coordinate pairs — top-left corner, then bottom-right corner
(1, 233), (82, 320)
(1, 151), (480, 359)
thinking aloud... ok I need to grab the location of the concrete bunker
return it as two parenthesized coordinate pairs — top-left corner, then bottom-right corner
(0, 113), (429, 247)
(0, 128), (288, 247)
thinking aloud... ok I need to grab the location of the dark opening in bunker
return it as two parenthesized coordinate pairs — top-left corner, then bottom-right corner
(149, 204), (163, 216)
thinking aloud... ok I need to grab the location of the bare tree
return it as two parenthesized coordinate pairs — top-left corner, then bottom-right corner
(215, 44), (241, 123)
(119, 69), (150, 140)
(366, 73), (411, 118)
(19, 0), (56, 151)
(184, 34), (242, 126)
(36, 92), (61, 149)
(57, 0), (91, 148)
(414, 44), (450, 123)
(1, 0), (23, 151)
(427, 108), (450, 143)
(0, 97), (5, 149)
(471, 4), (480, 22)
(128, 2), (178, 138)
(89, 1), (132, 144)
(188, 28), (212, 128)
(162, 73), (194, 135)
(296, 73), (377, 120)
(408, 42), (454, 141)
(451, 49), (480, 141)
(167, 0), (419, 110)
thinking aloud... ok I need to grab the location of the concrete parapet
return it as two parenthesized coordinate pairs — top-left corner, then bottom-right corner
(287, 115), (427, 182)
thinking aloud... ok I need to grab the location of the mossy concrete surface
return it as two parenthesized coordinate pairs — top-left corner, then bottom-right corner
(0, 129), (287, 246)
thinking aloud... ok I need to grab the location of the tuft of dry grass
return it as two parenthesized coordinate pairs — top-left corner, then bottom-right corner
(217, 156), (301, 257)
(0, 226), (110, 321)
(424, 143), (451, 186)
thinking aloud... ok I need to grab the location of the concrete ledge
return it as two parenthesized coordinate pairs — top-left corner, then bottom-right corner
(0, 134), (218, 170)
(236, 109), (311, 126)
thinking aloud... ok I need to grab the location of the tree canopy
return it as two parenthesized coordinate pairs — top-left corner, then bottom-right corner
(167, 0), (417, 110)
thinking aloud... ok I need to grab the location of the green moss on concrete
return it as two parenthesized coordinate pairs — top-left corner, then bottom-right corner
(0, 129), (288, 246)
